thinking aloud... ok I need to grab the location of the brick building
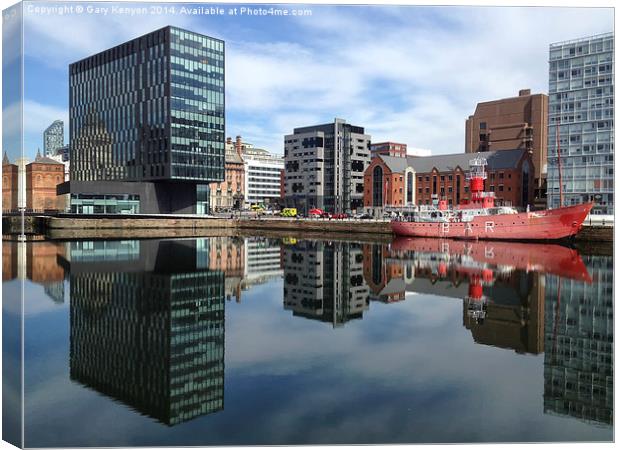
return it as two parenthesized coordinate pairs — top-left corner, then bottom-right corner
(370, 142), (407, 158)
(364, 149), (535, 209)
(2, 153), (19, 211)
(465, 89), (548, 202)
(26, 151), (67, 211)
(209, 137), (245, 211)
(363, 156), (415, 208)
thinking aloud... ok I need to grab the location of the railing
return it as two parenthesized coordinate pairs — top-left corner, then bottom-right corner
(550, 32), (613, 48)
(583, 214), (614, 227)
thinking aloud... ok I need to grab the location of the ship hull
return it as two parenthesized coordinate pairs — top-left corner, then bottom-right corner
(391, 203), (594, 241)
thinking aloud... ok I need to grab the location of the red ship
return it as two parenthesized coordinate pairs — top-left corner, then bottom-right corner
(391, 156), (593, 241)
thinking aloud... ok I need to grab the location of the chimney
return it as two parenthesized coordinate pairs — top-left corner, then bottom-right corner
(235, 135), (243, 157)
(519, 89), (531, 97)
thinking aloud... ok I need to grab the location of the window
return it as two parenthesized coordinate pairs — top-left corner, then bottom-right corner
(480, 122), (487, 130)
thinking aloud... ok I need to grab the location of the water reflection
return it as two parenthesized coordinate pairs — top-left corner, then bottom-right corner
(2, 234), (613, 441)
(378, 238), (593, 354)
(61, 239), (225, 426)
(543, 254), (613, 426)
(365, 237), (612, 427)
(3, 239), (67, 303)
(282, 240), (369, 327)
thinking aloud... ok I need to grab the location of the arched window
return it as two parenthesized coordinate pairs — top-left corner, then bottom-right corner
(406, 172), (413, 204)
(372, 165), (383, 207)
(522, 163), (530, 207)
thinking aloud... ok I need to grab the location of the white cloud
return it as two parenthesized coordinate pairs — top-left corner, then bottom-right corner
(408, 147), (432, 157)
(21, 5), (614, 156)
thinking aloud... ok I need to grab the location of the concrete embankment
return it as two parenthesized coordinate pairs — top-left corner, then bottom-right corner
(237, 217), (391, 234)
(1, 214), (613, 243)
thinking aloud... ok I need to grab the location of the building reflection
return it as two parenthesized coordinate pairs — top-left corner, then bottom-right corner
(364, 238), (558, 355)
(2, 239), (66, 303)
(282, 240), (370, 327)
(543, 254), (613, 426)
(208, 236), (245, 302)
(60, 239), (226, 426)
(242, 237), (284, 291)
(364, 236), (612, 427)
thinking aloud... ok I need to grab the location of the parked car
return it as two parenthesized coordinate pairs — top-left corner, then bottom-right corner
(355, 213), (372, 219)
(308, 208), (324, 217)
(332, 213), (349, 219)
(320, 212), (332, 219)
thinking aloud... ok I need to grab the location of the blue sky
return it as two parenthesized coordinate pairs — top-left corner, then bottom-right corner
(7, 1), (615, 161)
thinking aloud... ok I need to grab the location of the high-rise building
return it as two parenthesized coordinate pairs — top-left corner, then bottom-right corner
(547, 32), (614, 215)
(284, 118), (371, 214)
(43, 120), (64, 157)
(370, 142), (407, 158)
(60, 26), (225, 214)
(465, 90), (548, 203)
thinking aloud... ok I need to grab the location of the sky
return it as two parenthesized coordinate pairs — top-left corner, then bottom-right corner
(6, 1), (615, 161)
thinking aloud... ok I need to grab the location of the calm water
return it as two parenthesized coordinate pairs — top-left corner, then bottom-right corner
(2, 235), (613, 446)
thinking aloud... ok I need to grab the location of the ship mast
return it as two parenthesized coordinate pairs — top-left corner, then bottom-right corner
(555, 121), (564, 208)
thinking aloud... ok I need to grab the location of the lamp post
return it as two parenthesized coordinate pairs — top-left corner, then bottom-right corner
(233, 193), (244, 219)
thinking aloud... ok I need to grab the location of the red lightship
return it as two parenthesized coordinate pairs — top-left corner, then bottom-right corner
(391, 156), (593, 241)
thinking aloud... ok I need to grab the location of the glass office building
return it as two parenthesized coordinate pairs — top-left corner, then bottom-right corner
(43, 120), (64, 157)
(547, 33), (614, 215)
(65, 26), (225, 214)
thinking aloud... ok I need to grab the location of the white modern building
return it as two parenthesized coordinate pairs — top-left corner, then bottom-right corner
(241, 146), (284, 207)
(547, 32), (614, 215)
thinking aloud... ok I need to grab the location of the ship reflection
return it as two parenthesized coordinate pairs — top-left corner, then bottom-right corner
(59, 239), (226, 426)
(364, 236), (612, 427)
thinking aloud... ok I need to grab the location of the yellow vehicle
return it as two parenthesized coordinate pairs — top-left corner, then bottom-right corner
(282, 237), (298, 245)
(280, 208), (297, 217)
(251, 203), (265, 211)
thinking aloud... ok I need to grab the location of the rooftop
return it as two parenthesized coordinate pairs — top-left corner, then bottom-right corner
(549, 31), (613, 48)
(376, 148), (527, 174)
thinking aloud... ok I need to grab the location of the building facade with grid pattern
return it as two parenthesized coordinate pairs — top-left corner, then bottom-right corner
(547, 33), (614, 215)
(63, 26), (225, 214)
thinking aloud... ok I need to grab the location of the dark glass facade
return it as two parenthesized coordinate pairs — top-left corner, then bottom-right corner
(68, 26), (224, 213)
(66, 239), (225, 425)
(169, 27), (225, 180)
